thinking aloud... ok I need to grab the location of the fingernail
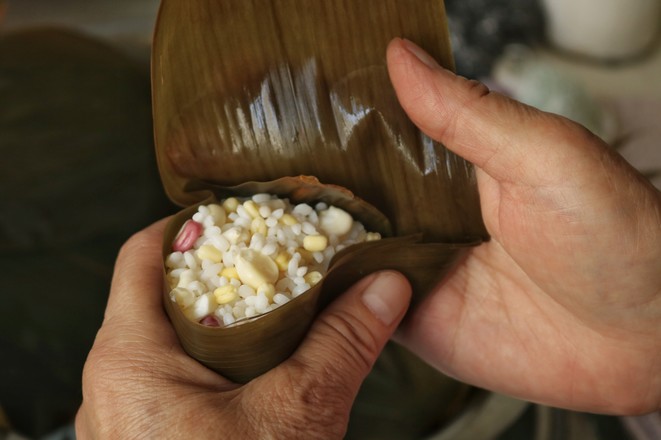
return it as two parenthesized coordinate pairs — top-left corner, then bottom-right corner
(361, 272), (409, 326)
(401, 38), (442, 70)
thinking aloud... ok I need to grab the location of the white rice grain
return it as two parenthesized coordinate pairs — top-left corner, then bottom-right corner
(223, 314), (236, 326)
(166, 195), (380, 327)
(252, 193), (272, 204)
(292, 283), (311, 297)
(236, 205), (250, 219)
(183, 251), (198, 270)
(293, 203), (313, 216)
(302, 222), (317, 235)
(261, 243), (277, 256)
(258, 205), (272, 218)
(293, 276), (306, 286)
(265, 217), (278, 228)
(238, 285), (256, 299)
(254, 294), (269, 312)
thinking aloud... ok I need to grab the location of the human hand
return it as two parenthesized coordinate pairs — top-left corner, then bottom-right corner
(387, 38), (661, 415)
(76, 219), (411, 439)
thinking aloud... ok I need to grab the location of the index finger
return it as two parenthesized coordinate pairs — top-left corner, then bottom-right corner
(104, 217), (171, 324)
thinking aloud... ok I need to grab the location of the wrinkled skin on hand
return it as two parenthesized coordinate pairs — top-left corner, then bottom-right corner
(388, 38), (661, 415)
(77, 37), (660, 439)
(76, 219), (411, 439)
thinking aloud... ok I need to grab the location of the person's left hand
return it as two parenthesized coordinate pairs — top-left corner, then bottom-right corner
(76, 218), (411, 439)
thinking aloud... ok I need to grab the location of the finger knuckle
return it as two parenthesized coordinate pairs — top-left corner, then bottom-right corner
(242, 370), (348, 439)
(318, 310), (382, 373)
(442, 77), (491, 142)
(117, 229), (154, 263)
(285, 371), (351, 439)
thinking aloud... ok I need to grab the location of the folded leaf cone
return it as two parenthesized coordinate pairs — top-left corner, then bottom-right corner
(153, 0), (488, 384)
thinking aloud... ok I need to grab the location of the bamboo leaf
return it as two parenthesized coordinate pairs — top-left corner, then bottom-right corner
(153, 0), (488, 386)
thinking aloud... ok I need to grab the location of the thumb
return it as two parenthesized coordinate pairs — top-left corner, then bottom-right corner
(386, 37), (606, 186)
(287, 271), (411, 404)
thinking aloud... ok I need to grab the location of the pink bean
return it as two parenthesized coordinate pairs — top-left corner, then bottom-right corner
(172, 220), (203, 252)
(200, 315), (220, 327)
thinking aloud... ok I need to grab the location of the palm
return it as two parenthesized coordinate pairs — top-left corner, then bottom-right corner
(401, 164), (661, 414)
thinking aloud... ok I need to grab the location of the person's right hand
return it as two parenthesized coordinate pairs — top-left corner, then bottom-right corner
(387, 38), (661, 415)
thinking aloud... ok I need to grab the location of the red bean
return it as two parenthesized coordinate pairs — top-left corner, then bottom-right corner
(172, 220), (203, 252)
(200, 315), (220, 327)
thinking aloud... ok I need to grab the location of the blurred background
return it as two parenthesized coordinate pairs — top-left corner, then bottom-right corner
(0, 0), (659, 439)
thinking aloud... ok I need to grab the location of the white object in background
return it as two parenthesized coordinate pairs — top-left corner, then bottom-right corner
(621, 412), (661, 440)
(492, 46), (618, 144)
(542, 0), (661, 61)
